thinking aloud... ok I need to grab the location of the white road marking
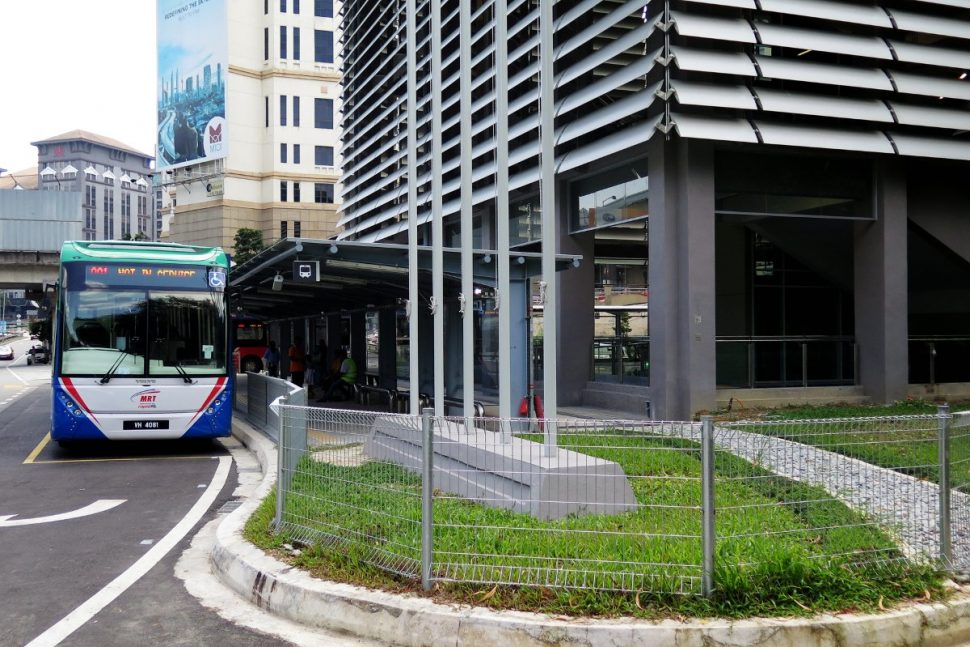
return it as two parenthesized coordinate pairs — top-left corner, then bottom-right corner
(25, 455), (232, 647)
(0, 500), (126, 527)
(6, 364), (29, 385)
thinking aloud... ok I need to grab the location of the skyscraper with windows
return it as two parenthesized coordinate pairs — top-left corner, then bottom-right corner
(160, 0), (342, 250)
(336, 0), (970, 419)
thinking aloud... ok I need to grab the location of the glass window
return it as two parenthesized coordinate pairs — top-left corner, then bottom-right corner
(715, 152), (874, 219)
(280, 181), (288, 202)
(264, 27), (269, 60)
(293, 96), (300, 126)
(265, 96), (269, 127)
(293, 144), (301, 164)
(314, 98), (333, 129)
(148, 292), (227, 375)
(294, 221), (302, 238)
(293, 27), (301, 60)
(293, 0), (300, 13)
(280, 95), (287, 126)
(293, 182), (301, 202)
(314, 182), (334, 203)
(280, 25), (287, 58)
(571, 158), (649, 232)
(280, 0), (286, 11)
(280, 143), (287, 163)
(314, 0), (333, 17)
(314, 30), (334, 63)
(59, 289), (226, 377)
(281, 221), (288, 238)
(510, 196), (542, 246)
(314, 145), (334, 166)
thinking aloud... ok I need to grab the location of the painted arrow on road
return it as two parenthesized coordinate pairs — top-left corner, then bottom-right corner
(0, 499), (125, 527)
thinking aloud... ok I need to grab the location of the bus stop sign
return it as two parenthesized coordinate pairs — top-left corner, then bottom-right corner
(293, 260), (320, 282)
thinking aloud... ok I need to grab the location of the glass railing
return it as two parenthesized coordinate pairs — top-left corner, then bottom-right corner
(587, 336), (650, 386)
(909, 337), (970, 385)
(716, 336), (857, 388)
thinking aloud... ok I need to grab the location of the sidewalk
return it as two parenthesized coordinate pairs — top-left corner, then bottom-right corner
(212, 416), (970, 647)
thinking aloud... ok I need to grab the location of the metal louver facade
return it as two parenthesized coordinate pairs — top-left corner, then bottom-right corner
(337, 0), (970, 241)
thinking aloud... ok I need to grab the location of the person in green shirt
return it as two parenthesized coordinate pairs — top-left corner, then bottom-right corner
(323, 348), (358, 401)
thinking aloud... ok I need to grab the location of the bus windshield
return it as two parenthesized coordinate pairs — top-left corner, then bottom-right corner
(60, 287), (227, 377)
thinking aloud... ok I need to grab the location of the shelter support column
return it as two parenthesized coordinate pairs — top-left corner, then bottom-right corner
(378, 308), (398, 389)
(854, 159), (908, 403)
(510, 278), (529, 411)
(417, 298), (435, 396)
(350, 311), (366, 382)
(647, 137), (717, 420)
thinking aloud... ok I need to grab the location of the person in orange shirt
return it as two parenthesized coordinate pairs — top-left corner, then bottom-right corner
(288, 337), (306, 387)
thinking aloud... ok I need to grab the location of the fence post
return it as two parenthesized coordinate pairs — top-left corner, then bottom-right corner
(274, 394), (290, 530)
(421, 407), (434, 591)
(701, 415), (715, 598)
(938, 404), (952, 568)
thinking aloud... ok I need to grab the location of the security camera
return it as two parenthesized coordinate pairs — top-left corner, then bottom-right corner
(271, 273), (284, 291)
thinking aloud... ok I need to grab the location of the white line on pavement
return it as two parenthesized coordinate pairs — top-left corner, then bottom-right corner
(6, 363), (29, 385)
(0, 500), (126, 527)
(24, 455), (232, 647)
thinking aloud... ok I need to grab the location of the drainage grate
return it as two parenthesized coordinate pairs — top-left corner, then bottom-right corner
(217, 499), (243, 514)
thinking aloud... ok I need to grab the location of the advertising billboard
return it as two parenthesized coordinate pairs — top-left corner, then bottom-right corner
(156, 0), (228, 171)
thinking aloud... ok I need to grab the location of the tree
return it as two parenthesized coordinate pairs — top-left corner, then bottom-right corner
(233, 228), (265, 266)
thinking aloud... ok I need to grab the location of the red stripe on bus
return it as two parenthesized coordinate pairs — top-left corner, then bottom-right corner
(187, 377), (227, 427)
(61, 377), (100, 425)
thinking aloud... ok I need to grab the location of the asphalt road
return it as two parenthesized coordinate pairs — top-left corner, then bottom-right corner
(0, 343), (294, 647)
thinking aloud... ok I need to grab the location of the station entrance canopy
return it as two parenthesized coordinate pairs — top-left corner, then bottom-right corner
(229, 238), (582, 320)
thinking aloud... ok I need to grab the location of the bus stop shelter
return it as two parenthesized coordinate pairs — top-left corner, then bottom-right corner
(229, 238), (581, 413)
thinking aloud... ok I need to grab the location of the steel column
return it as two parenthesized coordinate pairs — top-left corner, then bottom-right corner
(406, 0), (420, 416)
(431, 0), (445, 416)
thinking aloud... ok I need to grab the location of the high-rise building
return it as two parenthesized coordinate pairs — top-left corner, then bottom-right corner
(336, 0), (970, 419)
(30, 130), (155, 241)
(158, 0), (341, 250)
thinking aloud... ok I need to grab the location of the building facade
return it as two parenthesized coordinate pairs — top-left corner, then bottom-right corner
(30, 130), (155, 241)
(335, 0), (970, 420)
(161, 0), (342, 250)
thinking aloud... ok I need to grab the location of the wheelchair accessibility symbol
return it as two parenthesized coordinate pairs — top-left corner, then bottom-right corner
(208, 270), (227, 289)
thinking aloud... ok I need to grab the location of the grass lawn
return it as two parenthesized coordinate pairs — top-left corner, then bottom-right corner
(246, 428), (943, 619)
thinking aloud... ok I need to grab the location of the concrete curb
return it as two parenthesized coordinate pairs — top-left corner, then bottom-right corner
(219, 418), (970, 647)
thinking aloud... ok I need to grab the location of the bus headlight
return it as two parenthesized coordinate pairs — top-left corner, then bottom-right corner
(74, 408), (84, 417)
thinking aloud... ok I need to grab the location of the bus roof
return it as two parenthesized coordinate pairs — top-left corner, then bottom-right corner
(60, 240), (229, 267)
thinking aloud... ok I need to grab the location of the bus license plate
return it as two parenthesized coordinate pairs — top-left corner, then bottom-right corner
(123, 420), (170, 431)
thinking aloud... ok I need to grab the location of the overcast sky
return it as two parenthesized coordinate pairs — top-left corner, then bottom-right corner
(0, 1), (157, 174)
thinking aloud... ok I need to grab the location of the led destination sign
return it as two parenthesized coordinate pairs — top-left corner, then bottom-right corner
(73, 263), (211, 290)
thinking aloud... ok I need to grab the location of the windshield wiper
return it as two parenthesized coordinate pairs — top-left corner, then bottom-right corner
(99, 350), (131, 384)
(173, 361), (195, 384)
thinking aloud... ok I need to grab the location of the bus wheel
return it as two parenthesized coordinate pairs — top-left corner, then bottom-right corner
(241, 356), (262, 374)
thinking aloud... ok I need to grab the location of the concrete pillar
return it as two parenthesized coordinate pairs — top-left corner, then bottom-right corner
(378, 308), (398, 389)
(326, 314), (342, 356)
(556, 231), (595, 405)
(854, 159), (908, 403)
(648, 138), (717, 420)
(350, 311), (366, 382)
(445, 300), (463, 399)
(417, 298), (435, 396)
(510, 278), (529, 409)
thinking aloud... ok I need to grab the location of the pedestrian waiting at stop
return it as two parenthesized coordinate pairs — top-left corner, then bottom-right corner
(262, 340), (280, 377)
(322, 348), (357, 401)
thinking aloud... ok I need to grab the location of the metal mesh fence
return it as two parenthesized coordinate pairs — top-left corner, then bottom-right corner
(273, 404), (962, 596)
